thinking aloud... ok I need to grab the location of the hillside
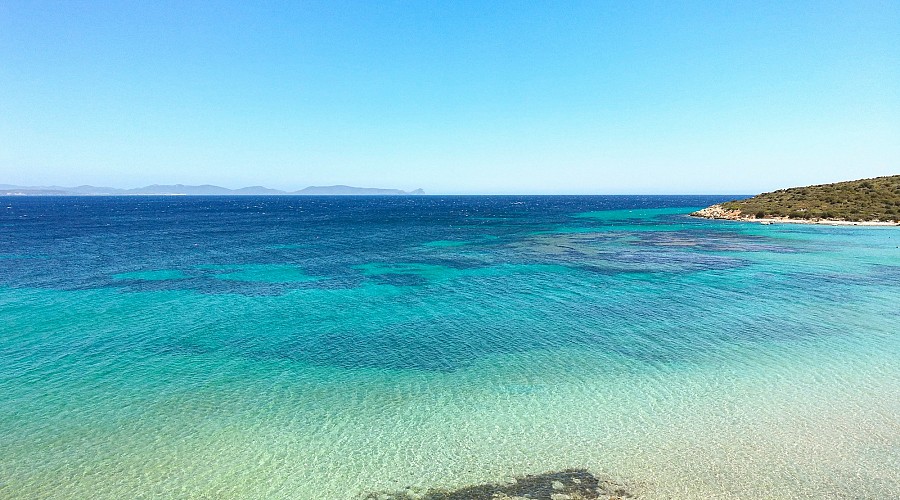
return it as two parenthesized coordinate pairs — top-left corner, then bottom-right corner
(692, 175), (900, 223)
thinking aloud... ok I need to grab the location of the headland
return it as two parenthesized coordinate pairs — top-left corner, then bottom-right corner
(691, 175), (900, 225)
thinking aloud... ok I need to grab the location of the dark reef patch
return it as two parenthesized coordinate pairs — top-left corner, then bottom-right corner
(370, 273), (432, 287)
(362, 469), (633, 500)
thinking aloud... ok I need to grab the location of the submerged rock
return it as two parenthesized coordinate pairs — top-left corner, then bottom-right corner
(362, 469), (633, 500)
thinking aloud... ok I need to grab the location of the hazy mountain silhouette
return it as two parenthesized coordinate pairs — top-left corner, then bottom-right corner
(0, 183), (424, 196)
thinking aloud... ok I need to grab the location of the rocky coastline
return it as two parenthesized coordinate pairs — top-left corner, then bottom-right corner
(690, 204), (900, 226)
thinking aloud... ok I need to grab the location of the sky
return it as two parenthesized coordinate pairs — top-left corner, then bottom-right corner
(1, 1), (898, 194)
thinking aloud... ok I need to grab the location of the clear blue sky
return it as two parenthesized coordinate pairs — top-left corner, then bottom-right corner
(1, 1), (898, 194)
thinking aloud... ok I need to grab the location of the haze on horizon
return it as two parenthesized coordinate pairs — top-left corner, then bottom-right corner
(1, 1), (898, 195)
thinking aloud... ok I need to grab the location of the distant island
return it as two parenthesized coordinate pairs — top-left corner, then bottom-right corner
(0, 184), (425, 196)
(692, 175), (900, 225)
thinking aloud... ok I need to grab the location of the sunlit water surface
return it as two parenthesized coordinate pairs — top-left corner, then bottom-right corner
(1, 196), (898, 499)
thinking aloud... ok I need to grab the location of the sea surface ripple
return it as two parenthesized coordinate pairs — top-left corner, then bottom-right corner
(1, 195), (898, 499)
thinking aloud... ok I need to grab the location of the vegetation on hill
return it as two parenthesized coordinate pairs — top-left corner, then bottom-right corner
(721, 175), (900, 222)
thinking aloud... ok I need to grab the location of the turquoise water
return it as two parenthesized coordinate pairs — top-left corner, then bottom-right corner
(1, 196), (898, 498)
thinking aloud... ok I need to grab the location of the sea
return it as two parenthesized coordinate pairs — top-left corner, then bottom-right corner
(1, 195), (898, 499)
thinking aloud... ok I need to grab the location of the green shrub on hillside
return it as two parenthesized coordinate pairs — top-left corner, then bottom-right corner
(721, 175), (900, 222)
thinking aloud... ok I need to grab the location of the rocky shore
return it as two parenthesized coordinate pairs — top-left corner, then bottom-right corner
(362, 469), (634, 500)
(690, 204), (900, 226)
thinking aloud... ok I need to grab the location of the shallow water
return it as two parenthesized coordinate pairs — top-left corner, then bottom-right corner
(1, 196), (898, 499)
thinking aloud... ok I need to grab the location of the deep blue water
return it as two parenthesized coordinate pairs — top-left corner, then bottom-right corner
(2, 195), (736, 290)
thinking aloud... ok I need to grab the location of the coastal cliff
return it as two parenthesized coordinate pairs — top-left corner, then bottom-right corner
(692, 175), (900, 225)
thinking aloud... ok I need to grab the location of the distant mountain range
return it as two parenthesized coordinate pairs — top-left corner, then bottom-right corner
(0, 184), (425, 196)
